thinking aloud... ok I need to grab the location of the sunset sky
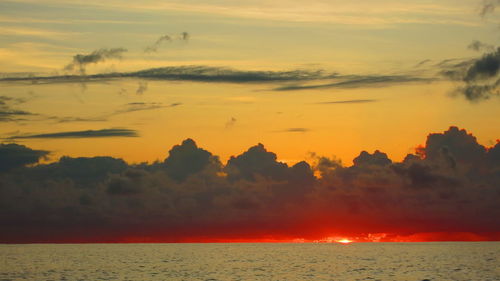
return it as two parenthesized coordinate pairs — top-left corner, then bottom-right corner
(0, 0), (499, 243)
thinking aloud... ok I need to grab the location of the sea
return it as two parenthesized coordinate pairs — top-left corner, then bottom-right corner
(0, 242), (498, 280)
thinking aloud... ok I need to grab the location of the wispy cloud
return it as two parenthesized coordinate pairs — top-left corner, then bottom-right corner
(315, 99), (378, 104)
(7, 128), (138, 139)
(144, 32), (189, 53)
(64, 48), (127, 75)
(8, 0), (475, 27)
(0, 65), (334, 83)
(273, 75), (432, 91)
(277, 128), (310, 133)
(0, 26), (78, 39)
(0, 95), (36, 122)
(479, 0), (500, 17)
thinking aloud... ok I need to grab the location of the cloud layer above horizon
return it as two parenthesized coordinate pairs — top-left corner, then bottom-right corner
(0, 126), (499, 242)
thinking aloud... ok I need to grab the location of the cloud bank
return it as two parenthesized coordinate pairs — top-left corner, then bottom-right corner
(0, 126), (498, 243)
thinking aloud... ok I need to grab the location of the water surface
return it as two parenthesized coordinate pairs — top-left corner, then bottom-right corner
(1, 242), (498, 280)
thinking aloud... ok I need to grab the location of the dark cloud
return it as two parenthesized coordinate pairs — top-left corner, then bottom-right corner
(419, 126), (487, 165)
(163, 138), (219, 182)
(0, 143), (48, 172)
(127, 66), (331, 83)
(225, 143), (288, 181)
(64, 48), (127, 75)
(0, 66), (432, 92)
(353, 150), (392, 167)
(464, 47), (500, 82)
(441, 48), (500, 101)
(273, 75), (432, 91)
(144, 32), (189, 53)
(0, 66), (333, 84)
(315, 99), (377, 104)
(7, 128), (138, 139)
(0, 126), (499, 242)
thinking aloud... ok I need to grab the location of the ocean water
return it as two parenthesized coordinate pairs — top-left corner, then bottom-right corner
(0, 242), (498, 281)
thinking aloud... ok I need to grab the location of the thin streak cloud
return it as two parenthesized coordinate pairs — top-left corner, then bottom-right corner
(315, 99), (378, 104)
(7, 128), (138, 139)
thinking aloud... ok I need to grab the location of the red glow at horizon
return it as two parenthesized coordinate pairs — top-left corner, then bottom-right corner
(336, 239), (352, 244)
(3, 231), (499, 244)
(102, 231), (499, 244)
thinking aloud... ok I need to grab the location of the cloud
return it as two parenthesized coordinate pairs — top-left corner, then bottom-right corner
(0, 96), (36, 122)
(49, 116), (108, 123)
(135, 81), (148, 95)
(278, 128), (310, 133)
(0, 66), (433, 93)
(0, 126), (499, 242)
(225, 143), (288, 181)
(444, 47), (500, 101)
(479, 0), (500, 17)
(468, 40), (495, 52)
(0, 143), (48, 172)
(225, 117), (237, 128)
(464, 47), (500, 82)
(144, 32), (189, 53)
(64, 48), (127, 75)
(0, 66), (333, 84)
(415, 59), (431, 67)
(353, 150), (392, 167)
(163, 138), (219, 182)
(7, 128), (138, 139)
(0, 109), (34, 122)
(315, 99), (377, 104)
(273, 75), (432, 91)
(127, 66), (331, 83)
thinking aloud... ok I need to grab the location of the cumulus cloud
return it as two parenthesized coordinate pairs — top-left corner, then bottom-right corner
(0, 126), (499, 242)
(163, 138), (220, 182)
(64, 48), (127, 75)
(7, 128), (138, 139)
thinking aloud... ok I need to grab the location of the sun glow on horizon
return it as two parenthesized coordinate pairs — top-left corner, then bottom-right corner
(337, 239), (353, 244)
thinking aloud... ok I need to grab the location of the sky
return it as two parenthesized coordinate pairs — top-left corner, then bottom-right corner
(0, 0), (499, 243)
